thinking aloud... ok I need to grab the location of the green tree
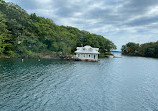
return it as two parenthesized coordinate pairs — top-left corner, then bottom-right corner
(0, 13), (12, 54)
(122, 41), (158, 58)
(121, 42), (139, 56)
(0, 0), (117, 57)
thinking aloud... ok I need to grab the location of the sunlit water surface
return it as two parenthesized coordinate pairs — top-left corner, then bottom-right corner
(0, 53), (158, 111)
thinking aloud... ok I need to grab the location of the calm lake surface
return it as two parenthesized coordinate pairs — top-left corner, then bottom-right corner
(0, 53), (158, 111)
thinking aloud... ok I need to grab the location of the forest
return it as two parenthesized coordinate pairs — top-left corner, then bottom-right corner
(0, 0), (116, 58)
(121, 41), (158, 58)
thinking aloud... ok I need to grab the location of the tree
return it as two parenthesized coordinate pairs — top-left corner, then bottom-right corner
(122, 41), (158, 58)
(0, 13), (12, 54)
(0, 0), (116, 57)
(121, 42), (139, 56)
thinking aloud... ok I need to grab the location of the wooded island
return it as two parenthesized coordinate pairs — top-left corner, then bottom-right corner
(121, 41), (158, 58)
(0, 0), (116, 58)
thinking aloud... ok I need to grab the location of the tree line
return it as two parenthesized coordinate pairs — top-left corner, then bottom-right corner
(121, 41), (158, 58)
(0, 0), (116, 58)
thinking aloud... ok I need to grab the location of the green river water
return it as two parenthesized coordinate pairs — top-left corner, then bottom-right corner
(0, 53), (158, 111)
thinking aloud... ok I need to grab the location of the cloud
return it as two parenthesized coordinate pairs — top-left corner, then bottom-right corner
(4, 0), (158, 50)
(126, 15), (158, 26)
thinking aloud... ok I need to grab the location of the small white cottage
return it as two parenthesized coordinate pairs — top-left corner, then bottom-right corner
(75, 45), (100, 61)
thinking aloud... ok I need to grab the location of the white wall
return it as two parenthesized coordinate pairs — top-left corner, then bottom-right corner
(76, 53), (98, 60)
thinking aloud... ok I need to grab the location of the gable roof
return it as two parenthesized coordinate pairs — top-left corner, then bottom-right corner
(75, 45), (100, 54)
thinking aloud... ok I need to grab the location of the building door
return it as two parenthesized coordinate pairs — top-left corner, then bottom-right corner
(94, 55), (95, 59)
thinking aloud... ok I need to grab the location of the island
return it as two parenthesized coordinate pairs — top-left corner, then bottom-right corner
(121, 41), (158, 58)
(0, 0), (116, 59)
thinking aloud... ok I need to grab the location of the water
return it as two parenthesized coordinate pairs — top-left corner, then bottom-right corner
(0, 53), (158, 111)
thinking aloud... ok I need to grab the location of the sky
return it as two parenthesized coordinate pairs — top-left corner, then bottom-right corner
(4, 0), (158, 50)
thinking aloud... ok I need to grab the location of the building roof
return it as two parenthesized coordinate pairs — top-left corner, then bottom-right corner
(75, 45), (100, 54)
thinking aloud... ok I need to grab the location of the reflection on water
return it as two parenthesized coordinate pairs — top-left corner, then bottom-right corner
(0, 54), (158, 111)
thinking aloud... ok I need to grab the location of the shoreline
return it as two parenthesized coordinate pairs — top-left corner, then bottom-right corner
(121, 54), (158, 58)
(0, 52), (117, 60)
(0, 55), (61, 59)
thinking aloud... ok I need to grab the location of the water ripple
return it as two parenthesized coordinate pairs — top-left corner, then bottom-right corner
(0, 57), (158, 111)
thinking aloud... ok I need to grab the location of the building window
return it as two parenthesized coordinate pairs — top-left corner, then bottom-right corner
(89, 55), (91, 58)
(84, 54), (85, 58)
(78, 54), (80, 57)
(94, 55), (96, 59)
(89, 48), (92, 51)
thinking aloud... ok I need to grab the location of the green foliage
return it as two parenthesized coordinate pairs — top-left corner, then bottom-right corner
(122, 41), (158, 58)
(0, 0), (116, 58)
(121, 42), (139, 56)
(0, 12), (13, 55)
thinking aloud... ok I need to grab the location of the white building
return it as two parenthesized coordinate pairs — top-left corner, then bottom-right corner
(75, 45), (100, 61)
